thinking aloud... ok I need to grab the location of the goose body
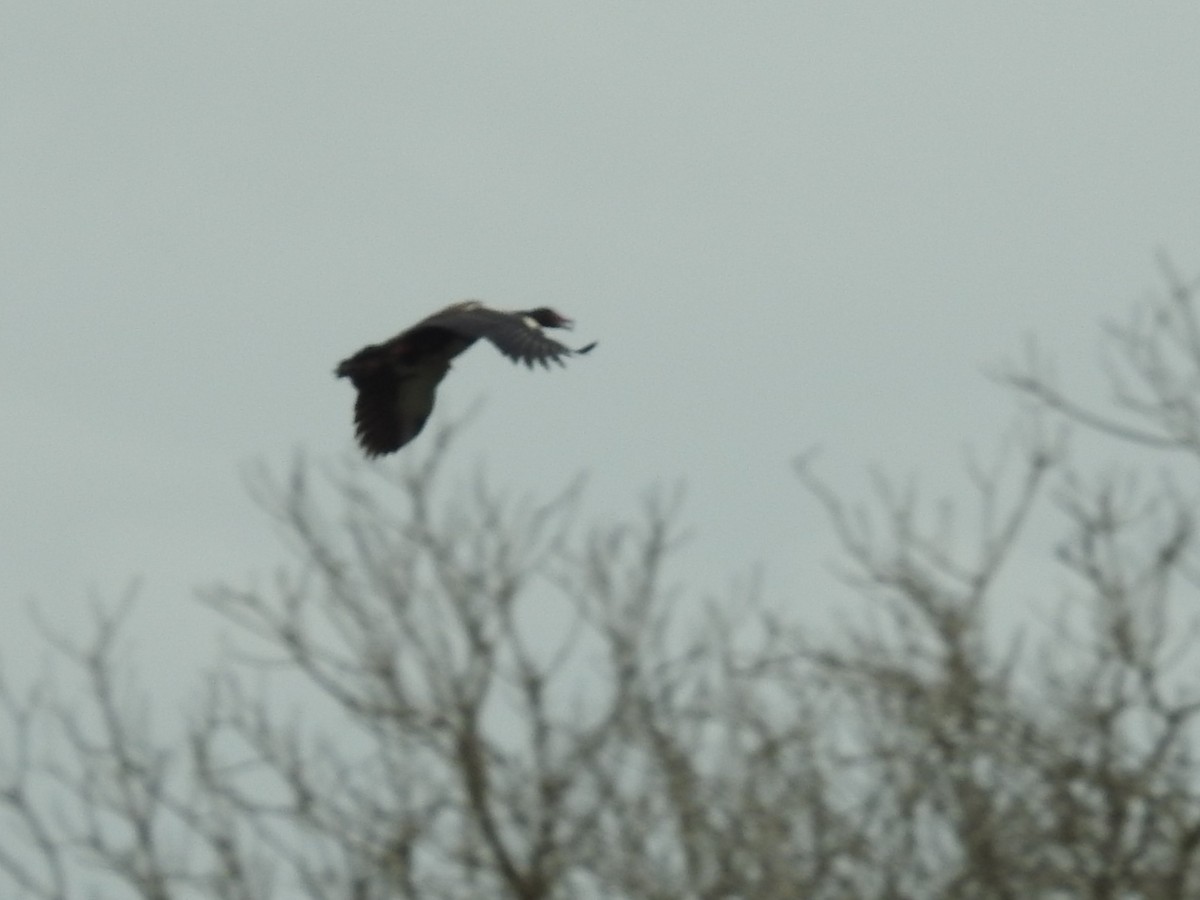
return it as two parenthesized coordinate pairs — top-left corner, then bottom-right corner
(335, 301), (595, 456)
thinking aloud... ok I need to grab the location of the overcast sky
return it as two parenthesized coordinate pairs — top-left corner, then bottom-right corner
(3, 4), (1200, 681)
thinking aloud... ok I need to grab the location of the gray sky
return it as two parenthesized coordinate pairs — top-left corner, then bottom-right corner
(3, 4), (1200, 678)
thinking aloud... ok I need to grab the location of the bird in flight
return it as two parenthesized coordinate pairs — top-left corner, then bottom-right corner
(335, 301), (596, 457)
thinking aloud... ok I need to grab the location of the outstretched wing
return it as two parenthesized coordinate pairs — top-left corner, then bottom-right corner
(348, 367), (440, 457)
(417, 303), (592, 368)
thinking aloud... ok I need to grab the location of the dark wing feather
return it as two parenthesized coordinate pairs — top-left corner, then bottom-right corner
(416, 304), (584, 368)
(349, 368), (438, 457)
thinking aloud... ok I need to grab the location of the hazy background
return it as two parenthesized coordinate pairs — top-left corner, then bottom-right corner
(3, 4), (1199, 681)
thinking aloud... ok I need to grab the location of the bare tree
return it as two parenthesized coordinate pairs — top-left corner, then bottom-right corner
(4, 263), (1200, 898)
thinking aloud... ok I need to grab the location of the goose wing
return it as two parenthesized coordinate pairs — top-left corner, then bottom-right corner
(416, 303), (593, 368)
(349, 366), (441, 457)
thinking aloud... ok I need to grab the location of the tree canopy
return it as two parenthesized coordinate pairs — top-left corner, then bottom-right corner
(5, 264), (1200, 898)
